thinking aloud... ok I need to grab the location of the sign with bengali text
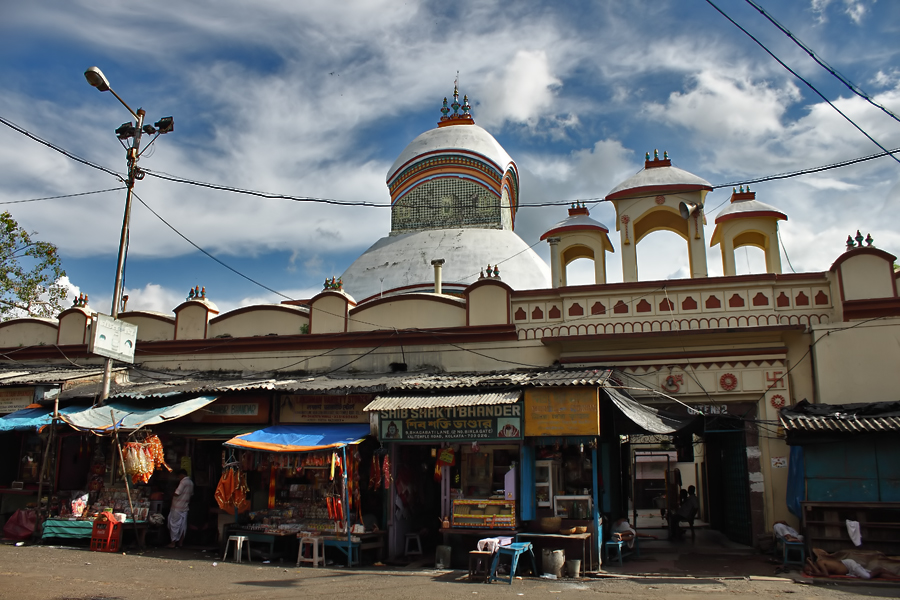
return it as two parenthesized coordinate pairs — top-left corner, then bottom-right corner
(376, 403), (523, 441)
(0, 387), (33, 414)
(280, 394), (370, 424)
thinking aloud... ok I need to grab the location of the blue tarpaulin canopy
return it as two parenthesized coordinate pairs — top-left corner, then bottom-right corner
(60, 396), (217, 433)
(224, 424), (370, 453)
(0, 405), (87, 432)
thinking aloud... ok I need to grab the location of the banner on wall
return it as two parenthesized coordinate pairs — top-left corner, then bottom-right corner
(280, 395), (370, 424)
(524, 388), (600, 436)
(375, 403), (523, 441)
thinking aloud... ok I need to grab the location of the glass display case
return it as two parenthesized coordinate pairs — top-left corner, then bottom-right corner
(451, 498), (516, 528)
(535, 460), (560, 508)
(553, 495), (593, 520)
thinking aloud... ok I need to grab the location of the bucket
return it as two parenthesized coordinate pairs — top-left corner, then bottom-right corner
(541, 548), (565, 577)
(565, 559), (581, 578)
(435, 545), (451, 569)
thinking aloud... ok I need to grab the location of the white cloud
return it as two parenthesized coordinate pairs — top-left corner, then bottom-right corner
(121, 283), (186, 314)
(476, 50), (562, 128)
(644, 71), (800, 151)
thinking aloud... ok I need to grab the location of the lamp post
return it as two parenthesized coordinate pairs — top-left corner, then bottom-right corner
(84, 66), (172, 404)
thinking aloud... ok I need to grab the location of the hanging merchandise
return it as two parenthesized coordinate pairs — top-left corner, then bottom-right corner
(122, 435), (173, 484)
(369, 454), (382, 490)
(215, 463), (250, 513)
(382, 455), (392, 489)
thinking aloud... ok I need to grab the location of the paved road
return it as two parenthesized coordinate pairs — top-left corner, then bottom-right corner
(2, 544), (898, 600)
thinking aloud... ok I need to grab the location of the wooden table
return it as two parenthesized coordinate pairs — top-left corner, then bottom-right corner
(322, 531), (386, 566)
(515, 531), (593, 573)
(227, 529), (297, 557)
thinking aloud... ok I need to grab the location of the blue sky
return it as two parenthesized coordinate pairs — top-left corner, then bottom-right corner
(1, 0), (899, 315)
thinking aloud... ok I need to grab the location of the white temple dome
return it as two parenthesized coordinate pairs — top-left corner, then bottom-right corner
(340, 228), (550, 303)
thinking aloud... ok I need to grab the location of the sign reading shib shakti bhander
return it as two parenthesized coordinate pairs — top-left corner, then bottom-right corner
(376, 403), (523, 441)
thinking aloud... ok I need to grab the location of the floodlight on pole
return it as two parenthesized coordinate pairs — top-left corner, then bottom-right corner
(84, 66), (172, 404)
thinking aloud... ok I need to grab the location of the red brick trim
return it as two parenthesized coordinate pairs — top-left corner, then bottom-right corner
(606, 183), (712, 201)
(509, 271), (827, 298)
(842, 297), (900, 321)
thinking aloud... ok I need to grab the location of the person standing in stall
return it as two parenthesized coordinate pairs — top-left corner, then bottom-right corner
(167, 469), (194, 548)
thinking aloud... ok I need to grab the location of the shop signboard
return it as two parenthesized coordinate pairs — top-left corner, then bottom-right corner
(375, 403), (523, 441)
(0, 387), (33, 414)
(280, 394), (370, 424)
(524, 388), (600, 436)
(188, 395), (270, 423)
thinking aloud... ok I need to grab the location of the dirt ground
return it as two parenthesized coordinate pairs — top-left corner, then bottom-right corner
(2, 543), (899, 600)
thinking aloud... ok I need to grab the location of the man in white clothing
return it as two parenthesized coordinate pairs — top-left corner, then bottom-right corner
(167, 469), (194, 548)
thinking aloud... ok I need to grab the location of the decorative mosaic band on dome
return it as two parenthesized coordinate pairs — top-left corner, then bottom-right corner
(388, 153), (503, 197)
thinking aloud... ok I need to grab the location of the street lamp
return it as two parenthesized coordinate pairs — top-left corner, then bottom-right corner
(84, 66), (173, 404)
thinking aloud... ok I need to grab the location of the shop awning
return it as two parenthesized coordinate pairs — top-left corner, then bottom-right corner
(604, 386), (699, 434)
(223, 424), (370, 453)
(59, 396), (217, 433)
(0, 405), (87, 432)
(364, 390), (521, 411)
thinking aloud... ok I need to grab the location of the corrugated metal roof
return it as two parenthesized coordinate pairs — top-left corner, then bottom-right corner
(780, 414), (900, 433)
(364, 390), (521, 411)
(45, 368), (613, 401)
(780, 399), (900, 434)
(0, 367), (110, 386)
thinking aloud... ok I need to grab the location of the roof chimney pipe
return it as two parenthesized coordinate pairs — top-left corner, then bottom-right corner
(431, 258), (445, 295)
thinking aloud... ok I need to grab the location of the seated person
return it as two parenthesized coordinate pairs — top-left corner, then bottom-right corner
(668, 485), (699, 539)
(773, 521), (803, 542)
(611, 517), (636, 548)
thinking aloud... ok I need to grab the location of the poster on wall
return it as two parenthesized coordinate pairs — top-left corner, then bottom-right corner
(524, 388), (600, 436)
(281, 394), (370, 423)
(376, 403), (523, 441)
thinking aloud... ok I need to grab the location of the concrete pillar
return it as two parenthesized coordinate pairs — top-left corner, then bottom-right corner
(547, 237), (562, 288)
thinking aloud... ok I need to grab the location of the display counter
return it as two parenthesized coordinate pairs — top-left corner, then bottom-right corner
(450, 498), (516, 529)
(41, 518), (150, 546)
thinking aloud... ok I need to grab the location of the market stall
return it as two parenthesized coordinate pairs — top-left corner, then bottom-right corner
(222, 423), (375, 566)
(364, 391), (524, 564)
(31, 396), (219, 548)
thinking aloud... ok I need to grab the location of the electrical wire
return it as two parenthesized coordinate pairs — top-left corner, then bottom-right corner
(0, 187), (126, 206)
(744, 0), (900, 127)
(132, 191), (295, 302)
(704, 0), (900, 167)
(0, 115), (125, 181)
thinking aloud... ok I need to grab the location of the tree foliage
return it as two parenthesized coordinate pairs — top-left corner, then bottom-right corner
(0, 211), (68, 321)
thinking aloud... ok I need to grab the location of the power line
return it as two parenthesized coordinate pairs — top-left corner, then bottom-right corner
(744, 0), (900, 127)
(0, 187), (126, 206)
(710, 145), (900, 191)
(0, 115), (125, 181)
(132, 191), (296, 302)
(703, 0), (900, 167)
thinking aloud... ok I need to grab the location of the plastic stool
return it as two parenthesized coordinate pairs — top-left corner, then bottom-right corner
(297, 535), (325, 567)
(778, 538), (806, 568)
(604, 540), (625, 567)
(468, 550), (492, 581)
(223, 535), (251, 563)
(488, 542), (537, 584)
(405, 533), (422, 556)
